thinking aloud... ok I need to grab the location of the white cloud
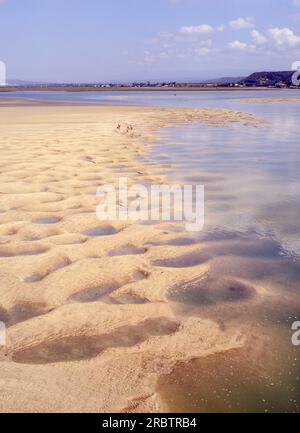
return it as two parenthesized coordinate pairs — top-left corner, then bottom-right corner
(228, 40), (248, 50)
(195, 47), (212, 56)
(250, 29), (267, 44)
(229, 17), (255, 30)
(179, 24), (214, 35)
(147, 31), (173, 44)
(269, 27), (300, 47)
(199, 39), (212, 47)
(217, 25), (226, 32)
(145, 18), (300, 65)
(143, 50), (155, 63)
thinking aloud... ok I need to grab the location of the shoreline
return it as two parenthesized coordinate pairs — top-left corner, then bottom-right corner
(0, 86), (292, 93)
(239, 97), (300, 103)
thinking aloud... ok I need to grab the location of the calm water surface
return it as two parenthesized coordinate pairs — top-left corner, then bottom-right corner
(146, 93), (300, 413)
(2, 89), (300, 412)
(148, 92), (300, 413)
(0, 87), (299, 107)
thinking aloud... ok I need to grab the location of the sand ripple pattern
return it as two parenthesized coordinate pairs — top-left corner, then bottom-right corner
(0, 103), (265, 412)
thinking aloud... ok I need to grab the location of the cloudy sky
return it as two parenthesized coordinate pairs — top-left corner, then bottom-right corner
(1, 0), (300, 82)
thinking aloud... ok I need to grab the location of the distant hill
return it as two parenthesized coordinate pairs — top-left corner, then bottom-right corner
(240, 71), (295, 87)
(3, 71), (298, 89)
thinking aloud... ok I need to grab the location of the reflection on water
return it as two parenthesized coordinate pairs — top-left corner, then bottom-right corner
(149, 98), (300, 256)
(142, 93), (300, 412)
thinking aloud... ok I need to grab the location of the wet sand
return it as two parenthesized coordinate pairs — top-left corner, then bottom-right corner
(240, 97), (300, 103)
(0, 101), (274, 412)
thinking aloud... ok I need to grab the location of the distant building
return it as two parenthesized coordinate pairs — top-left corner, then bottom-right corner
(275, 81), (287, 88)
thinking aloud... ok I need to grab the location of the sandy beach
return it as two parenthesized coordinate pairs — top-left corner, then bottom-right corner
(0, 101), (276, 412)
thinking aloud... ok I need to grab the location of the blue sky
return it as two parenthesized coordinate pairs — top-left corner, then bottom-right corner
(1, 0), (300, 82)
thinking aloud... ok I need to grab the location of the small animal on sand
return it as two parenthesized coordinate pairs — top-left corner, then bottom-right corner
(126, 124), (134, 134)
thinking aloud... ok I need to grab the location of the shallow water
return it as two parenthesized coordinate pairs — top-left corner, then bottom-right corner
(143, 92), (300, 412)
(83, 226), (119, 237)
(108, 245), (146, 256)
(0, 88), (299, 108)
(158, 326), (300, 413)
(32, 217), (60, 225)
(11, 317), (178, 364)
